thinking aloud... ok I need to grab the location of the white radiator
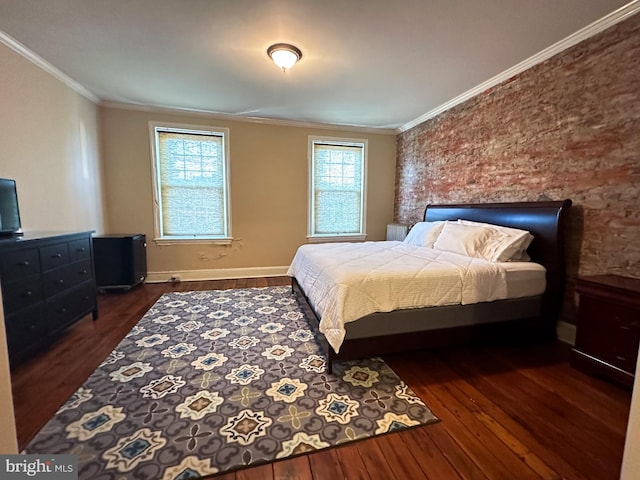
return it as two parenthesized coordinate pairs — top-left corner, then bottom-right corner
(386, 223), (409, 241)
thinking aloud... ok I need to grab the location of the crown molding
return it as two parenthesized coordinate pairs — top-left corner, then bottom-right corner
(4, 0), (638, 137)
(400, 0), (640, 132)
(0, 26), (392, 134)
(100, 101), (399, 135)
(0, 29), (100, 103)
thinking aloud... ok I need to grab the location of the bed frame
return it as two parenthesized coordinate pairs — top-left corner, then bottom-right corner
(292, 200), (572, 373)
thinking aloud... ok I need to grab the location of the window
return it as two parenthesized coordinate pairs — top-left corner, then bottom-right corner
(309, 136), (367, 241)
(150, 122), (231, 244)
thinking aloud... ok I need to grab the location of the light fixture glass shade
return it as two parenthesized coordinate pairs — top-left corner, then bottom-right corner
(267, 43), (302, 71)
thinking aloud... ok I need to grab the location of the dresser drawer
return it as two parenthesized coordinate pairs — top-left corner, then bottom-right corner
(69, 238), (91, 262)
(42, 259), (93, 297)
(575, 297), (640, 370)
(40, 242), (70, 271)
(0, 248), (40, 282)
(46, 282), (96, 331)
(5, 303), (48, 356)
(1, 277), (44, 312)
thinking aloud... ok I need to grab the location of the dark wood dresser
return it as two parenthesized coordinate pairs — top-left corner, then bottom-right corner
(571, 274), (640, 388)
(0, 231), (98, 366)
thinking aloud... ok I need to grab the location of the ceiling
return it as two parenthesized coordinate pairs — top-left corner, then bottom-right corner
(0, 0), (634, 131)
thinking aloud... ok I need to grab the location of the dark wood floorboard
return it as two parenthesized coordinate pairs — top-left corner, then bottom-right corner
(308, 448), (345, 480)
(9, 277), (632, 479)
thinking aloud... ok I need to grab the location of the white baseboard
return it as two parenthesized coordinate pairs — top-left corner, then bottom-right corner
(145, 266), (290, 284)
(556, 321), (576, 346)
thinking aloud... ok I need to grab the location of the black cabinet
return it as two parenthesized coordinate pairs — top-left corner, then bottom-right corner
(93, 234), (147, 292)
(0, 231), (98, 366)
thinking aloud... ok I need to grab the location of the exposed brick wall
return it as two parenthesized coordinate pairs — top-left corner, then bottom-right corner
(396, 13), (640, 325)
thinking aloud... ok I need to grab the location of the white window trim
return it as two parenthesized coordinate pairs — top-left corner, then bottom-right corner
(149, 121), (232, 245)
(307, 136), (368, 242)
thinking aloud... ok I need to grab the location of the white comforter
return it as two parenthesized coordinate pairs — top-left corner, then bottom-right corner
(287, 241), (509, 354)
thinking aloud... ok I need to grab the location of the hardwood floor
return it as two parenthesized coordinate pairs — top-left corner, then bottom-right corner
(10, 277), (632, 479)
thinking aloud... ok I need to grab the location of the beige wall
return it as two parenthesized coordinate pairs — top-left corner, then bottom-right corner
(0, 44), (105, 233)
(99, 106), (397, 279)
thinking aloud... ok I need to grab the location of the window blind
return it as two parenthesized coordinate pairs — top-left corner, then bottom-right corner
(157, 130), (227, 238)
(312, 142), (364, 235)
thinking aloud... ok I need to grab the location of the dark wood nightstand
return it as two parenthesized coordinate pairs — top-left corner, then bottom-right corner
(571, 274), (640, 388)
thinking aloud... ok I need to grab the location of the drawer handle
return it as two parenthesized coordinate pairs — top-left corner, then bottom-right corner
(615, 355), (627, 361)
(57, 279), (65, 285)
(22, 290), (33, 297)
(619, 325), (631, 331)
(52, 253), (62, 258)
(28, 324), (37, 332)
(80, 269), (88, 275)
(60, 307), (67, 314)
(77, 247), (86, 252)
(18, 260), (30, 267)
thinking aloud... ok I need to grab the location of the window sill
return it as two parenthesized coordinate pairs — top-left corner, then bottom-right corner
(154, 237), (233, 246)
(307, 234), (367, 243)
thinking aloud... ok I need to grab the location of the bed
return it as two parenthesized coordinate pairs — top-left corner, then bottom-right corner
(289, 200), (572, 373)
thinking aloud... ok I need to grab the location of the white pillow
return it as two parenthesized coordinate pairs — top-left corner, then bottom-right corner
(403, 221), (445, 247)
(457, 220), (534, 262)
(432, 222), (496, 259)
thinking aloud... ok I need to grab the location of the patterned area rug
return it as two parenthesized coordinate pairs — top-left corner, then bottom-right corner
(25, 286), (438, 479)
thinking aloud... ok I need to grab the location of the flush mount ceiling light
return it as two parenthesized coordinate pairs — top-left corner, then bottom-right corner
(267, 43), (302, 72)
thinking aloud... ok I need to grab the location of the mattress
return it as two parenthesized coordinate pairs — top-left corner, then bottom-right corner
(287, 241), (546, 353)
(501, 261), (546, 297)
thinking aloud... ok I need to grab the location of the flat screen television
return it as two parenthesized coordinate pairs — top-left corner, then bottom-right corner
(0, 178), (23, 235)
